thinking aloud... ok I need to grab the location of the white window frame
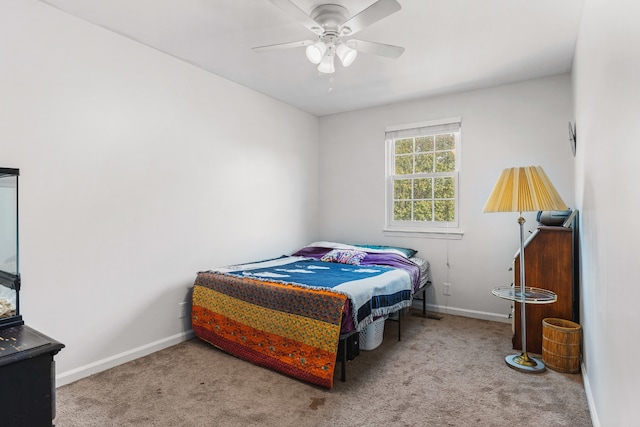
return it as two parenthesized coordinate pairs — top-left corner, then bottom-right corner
(384, 117), (463, 238)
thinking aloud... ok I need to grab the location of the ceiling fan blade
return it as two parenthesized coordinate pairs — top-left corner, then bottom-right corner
(340, 0), (401, 36)
(348, 39), (405, 59)
(252, 40), (314, 52)
(267, 0), (323, 34)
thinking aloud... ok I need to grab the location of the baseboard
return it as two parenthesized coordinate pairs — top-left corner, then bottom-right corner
(56, 329), (195, 387)
(581, 362), (600, 427)
(412, 301), (512, 324)
(56, 303), (508, 387)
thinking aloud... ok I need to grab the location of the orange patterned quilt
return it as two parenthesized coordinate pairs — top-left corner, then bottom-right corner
(192, 271), (348, 388)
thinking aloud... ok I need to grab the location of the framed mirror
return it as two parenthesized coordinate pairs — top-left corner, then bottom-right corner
(568, 121), (577, 157)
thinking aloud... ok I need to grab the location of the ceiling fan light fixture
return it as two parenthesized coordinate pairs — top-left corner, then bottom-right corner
(305, 41), (327, 64)
(257, 0), (404, 75)
(317, 53), (335, 73)
(336, 43), (357, 67)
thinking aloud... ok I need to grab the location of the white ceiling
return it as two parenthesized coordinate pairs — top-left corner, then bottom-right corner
(38, 0), (585, 116)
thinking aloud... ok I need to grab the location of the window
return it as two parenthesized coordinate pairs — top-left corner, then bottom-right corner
(385, 117), (461, 234)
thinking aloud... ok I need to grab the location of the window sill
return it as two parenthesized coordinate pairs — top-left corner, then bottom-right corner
(383, 228), (464, 240)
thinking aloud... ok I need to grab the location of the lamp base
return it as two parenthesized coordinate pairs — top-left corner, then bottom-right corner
(505, 352), (546, 373)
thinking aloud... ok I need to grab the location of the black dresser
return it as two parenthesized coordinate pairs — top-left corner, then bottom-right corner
(0, 325), (65, 427)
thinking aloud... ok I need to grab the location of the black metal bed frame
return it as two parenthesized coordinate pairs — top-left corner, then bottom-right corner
(337, 283), (430, 382)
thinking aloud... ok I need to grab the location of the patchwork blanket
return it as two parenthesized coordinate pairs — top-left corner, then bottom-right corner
(192, 271), (347, 388)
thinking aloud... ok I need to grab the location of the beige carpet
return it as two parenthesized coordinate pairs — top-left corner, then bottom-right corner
(56, 313), (592, 426)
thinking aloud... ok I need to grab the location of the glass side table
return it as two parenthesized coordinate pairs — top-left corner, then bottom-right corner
(492, 286), (557, 372)
(492, 286), (557, 304)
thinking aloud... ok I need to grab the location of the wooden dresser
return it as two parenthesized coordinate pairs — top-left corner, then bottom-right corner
(512, 226), (576, 354)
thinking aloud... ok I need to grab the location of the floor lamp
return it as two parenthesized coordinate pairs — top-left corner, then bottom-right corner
(483, 166), (568, 372)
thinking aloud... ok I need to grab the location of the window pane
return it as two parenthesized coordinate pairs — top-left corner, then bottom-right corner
(413, 178), (432, 199)
(387, 123), (459, 229)
(395, 138), (413, 154)
(436, 133), (455, 150)
(416, 136), (434, 152)
(434, 176), (455, 198)
(414, 201), (433, 221)
(394, 201), (412, 221)
(415, 153), (434, 173)
(434, 200), (455, 222)
(435, 151), (455, 172)
(395, 155), (413, 174)
(394, 179), (412, 200)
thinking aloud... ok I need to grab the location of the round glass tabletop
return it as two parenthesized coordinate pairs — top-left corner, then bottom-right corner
(491, 286), (557, 304)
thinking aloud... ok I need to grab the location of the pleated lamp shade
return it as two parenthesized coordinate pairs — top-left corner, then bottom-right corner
(483, 166), (568, 213)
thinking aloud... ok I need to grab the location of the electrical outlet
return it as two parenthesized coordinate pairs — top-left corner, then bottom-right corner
(443, 283), (452, 296)
(178, 302), (188, 319)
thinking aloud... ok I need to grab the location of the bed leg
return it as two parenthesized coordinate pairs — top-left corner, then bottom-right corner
(422, 289), (427, 317)
(340, 337), (347, 382)
(397, 311), (402, 341)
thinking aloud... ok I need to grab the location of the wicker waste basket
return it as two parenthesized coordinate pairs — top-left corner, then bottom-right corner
(542, 318), (581, 373)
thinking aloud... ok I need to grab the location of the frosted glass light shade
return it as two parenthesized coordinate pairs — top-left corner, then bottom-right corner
(336, 43), (357, 67)
(483, 166), (568, 213)
(317, 54), (335, 73)
(305, 42), (327, 64)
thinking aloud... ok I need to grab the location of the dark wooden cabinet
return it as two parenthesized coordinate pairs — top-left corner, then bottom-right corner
(0, 325), (64, 427)
(512, 226), (576, 354)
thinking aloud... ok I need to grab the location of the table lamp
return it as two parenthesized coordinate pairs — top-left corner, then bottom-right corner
(483, 166), (568, 372)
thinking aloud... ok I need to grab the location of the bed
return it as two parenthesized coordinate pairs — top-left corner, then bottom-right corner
(192, 241), (431, 388)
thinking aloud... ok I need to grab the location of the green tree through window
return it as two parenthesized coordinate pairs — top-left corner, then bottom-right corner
(386, 119), (460, 231)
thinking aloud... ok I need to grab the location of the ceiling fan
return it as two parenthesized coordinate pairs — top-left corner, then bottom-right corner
(253, 0), (405, 74)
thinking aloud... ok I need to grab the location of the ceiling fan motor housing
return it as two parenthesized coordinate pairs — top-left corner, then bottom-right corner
(310, 4), (350, 34)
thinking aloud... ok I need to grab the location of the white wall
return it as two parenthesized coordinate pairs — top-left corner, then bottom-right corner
(319, 74), (575, 321)
(572, 0), (640, 425)
(0, 0), (320, 385)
